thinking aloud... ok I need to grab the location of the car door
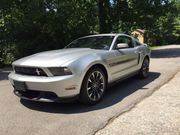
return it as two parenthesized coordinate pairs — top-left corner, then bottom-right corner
(108, 35), (140, 80)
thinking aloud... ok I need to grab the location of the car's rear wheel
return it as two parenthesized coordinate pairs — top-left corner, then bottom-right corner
(79, 67), (107, 105)
(138, 57), (149, 78)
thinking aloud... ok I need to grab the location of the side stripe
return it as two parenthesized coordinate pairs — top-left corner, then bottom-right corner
(109, 58), (137, 67)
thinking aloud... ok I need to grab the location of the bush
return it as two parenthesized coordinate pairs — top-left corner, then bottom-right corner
(0, 44), (16, 66)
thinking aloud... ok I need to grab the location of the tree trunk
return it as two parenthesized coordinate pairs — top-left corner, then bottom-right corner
(98, 0), (111, 33)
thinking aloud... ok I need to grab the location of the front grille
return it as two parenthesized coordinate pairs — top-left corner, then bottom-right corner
(14, 66), (47, 76)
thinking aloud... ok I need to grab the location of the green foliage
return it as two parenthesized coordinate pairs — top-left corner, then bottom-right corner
(0, 0), (179, 65)
(0, 0), (98, 60)
(0, 44), (16, 67)
(108, 0), (180, 45)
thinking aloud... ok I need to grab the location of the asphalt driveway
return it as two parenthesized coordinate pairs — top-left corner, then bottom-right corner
(96, 70), (180, 135)
(0, 45), (180, 135)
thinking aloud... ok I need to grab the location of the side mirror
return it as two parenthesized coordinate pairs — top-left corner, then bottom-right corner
(116, 43), (129, 49)
(143, 43), (148, 47)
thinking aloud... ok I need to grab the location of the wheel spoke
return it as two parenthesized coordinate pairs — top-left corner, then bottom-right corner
(88, 78), (92, 83)
(97, 91), (101, 99)
(91, 73), (95, 81)
(93, 91), (96, 100)
(99, 88), (103, 92)
(89, 92), (93, 98)
(87, 87), (91, 90)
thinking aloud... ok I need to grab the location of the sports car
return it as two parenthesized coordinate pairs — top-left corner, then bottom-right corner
(8, 34), (151, 104)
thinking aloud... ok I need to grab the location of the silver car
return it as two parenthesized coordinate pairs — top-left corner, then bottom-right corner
(8, 34), (151, 104)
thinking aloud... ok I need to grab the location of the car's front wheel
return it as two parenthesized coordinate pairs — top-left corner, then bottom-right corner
(79, 67), (107, 105)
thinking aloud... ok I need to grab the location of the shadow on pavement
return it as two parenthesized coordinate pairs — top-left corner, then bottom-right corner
(21, 72), (160, 114)
(151, 47), (180, 58)
(0, 69), (11, 81)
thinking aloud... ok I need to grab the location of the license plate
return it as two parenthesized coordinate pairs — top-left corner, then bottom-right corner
(14, 81), (26, 91)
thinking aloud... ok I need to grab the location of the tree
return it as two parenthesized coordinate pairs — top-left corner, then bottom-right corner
(0, 0), (179, 65)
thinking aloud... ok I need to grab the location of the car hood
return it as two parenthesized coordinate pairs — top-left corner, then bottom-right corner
(12, 48), (105, 67)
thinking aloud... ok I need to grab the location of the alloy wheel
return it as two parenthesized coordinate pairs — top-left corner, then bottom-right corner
(142, 59), (149, 77)
(86, 71), (105, 101)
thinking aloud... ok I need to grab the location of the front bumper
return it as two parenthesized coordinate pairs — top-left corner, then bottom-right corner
(13, 89), (79, 102)
(8, 72), (83, 102)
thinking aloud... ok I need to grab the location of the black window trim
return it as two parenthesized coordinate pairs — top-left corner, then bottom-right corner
(113, 35), (135, 50)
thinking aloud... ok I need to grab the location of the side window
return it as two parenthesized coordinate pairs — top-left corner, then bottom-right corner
(135, 40), (142, 46)
(116, 36), (134, 48)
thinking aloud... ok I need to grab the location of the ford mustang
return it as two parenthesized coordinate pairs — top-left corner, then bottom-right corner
(8, 34), (151, 104)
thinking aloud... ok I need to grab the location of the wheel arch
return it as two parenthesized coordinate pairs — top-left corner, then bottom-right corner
(79, 63), (108, 104)
(144, 55), (150, 62)
(85, 64), (108, 82)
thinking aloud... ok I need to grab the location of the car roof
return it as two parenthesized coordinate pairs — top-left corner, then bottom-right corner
(80, 33), (129, 38)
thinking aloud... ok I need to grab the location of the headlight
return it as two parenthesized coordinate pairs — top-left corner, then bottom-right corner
(48, 67), (72, 76)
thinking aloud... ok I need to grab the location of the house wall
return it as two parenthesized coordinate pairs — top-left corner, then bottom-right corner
(131, 31), (144, 43)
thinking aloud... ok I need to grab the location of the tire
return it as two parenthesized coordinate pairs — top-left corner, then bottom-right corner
(138, 57), (150, 78)
(79, 67), (107, 105)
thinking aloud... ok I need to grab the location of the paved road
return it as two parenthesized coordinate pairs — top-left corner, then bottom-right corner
(0, 45), (180, 135)
(96, 71), (180, 135)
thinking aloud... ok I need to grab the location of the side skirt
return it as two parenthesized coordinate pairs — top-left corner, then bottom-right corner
(107, 70), (139, 88)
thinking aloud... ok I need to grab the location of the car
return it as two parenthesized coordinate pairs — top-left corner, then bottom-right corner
(8, 34), (151, 104)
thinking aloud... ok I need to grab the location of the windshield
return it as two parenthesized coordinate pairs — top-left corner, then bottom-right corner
(65, 36), (114, 50)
